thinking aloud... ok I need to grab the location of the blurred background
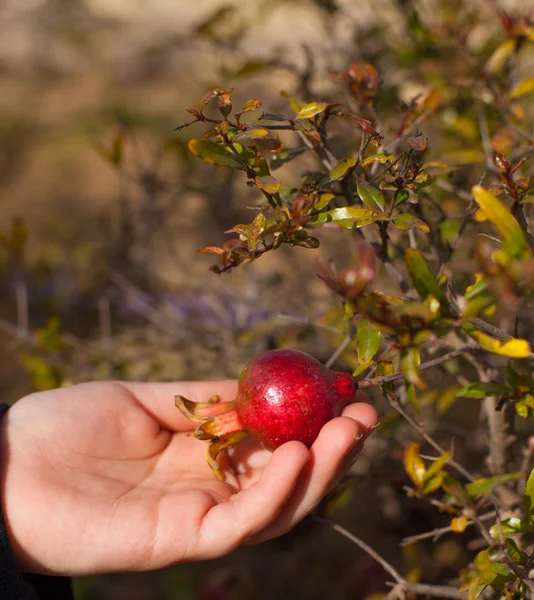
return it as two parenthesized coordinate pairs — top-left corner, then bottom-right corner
(1, 0), (532, 598)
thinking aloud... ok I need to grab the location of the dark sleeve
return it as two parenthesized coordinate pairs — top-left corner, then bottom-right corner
(0, 403), (74, 600)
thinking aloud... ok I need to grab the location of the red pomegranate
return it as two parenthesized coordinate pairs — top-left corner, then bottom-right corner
(175, 349), (356, 480)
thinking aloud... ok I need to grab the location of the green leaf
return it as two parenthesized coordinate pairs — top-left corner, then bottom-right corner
(525, 467), (534, 525)
(463, 323), (531, 358)
(406, 382), (420, 414)
(314, 193), (335, 210)
(188, 139), (245, 170)
(472, 185), (529, 258)
(356, 320), (382, 365)
(404, 249), (451, 317)
(310, 207), (385, 229)
(392, 213), (430, 233)
(376, 360), (395, 394)
(401, 346), (425, 390)
(504, 538), (528, 566)
(465, 473), (523, 497)
(489, 517), (533, 538)
(233, 128), (282, 151)
(456, 382), (512, 399)
(323, 158), (357, 183)
(421, 473), (444, 495)
(295, 101), (327, 120)
(357, 183), (386, 212)
(510, 75), (534, 99)
(352, 362), (374, 377)
(394, 188), (419, 206)
(425, 451), (451, 481)
(404, 442), (426, 488)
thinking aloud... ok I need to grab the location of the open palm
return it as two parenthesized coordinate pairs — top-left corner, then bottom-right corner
(0, 380), (378, 576)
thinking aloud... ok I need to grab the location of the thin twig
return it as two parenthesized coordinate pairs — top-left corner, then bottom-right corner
(401, 511), (497, 546)
(357, 346), (481, 390)
(325, 335), (351, 368)
(392, 399), (477, 483)
(314, 517), (466, 599)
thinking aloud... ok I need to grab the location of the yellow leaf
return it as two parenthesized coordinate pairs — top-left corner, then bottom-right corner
(474, 209), (487, 222)
(510, 76), (534, 99)
(295, 101), (327, 120)
(485, 39), (516, 75)
(463, 323), (531, 358)
(450, 516), (468, 533)
(404, 442), (426, 488)
(472, 185), (529, 258)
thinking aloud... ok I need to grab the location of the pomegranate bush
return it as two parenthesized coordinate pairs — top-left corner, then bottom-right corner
(170, 7), (534, 598)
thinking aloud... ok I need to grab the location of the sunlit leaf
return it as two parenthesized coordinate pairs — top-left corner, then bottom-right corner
(310, 207), (385, 228)
(401, 346), (426, 390)
(404, 442), (426, 488)
(255, 176), (280, 194)
(239, 99), (262, 114)
(406, 381), (420, 413)
(361, 153), (393, 167)
(463, 323), (531, 358)
(510, 75), (534, 99)
(489, 517), (533, 538)
(295, 101), (327, 120)
(315, 193), (335, 210)
(248, 213), (266, 252)
(323, 158), (357, 183)
(465, 473), (523, 497)
(356, 320), (382, 365)
(450, 516), (468, 533)
(188, 139), (245, 170)
(392, 213), (430, 233)
(485, 39), (517, 74)
(425, 451), (451, 481)
(456, 382), (512, 399)
(357, 183), (386, 212)
(472, 185), (529, 258)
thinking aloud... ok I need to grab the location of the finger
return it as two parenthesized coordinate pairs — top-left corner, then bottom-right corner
(341, 396), (379, 438)
(192, 441), (310, 559)
(121, 380), (238, 431)
(250, 414), (363, 544)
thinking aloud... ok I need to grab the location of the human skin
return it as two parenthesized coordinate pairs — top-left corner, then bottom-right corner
(0, 380), (378, 576)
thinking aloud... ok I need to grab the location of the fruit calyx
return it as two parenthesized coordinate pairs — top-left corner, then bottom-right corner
(175, 396), (248, 480)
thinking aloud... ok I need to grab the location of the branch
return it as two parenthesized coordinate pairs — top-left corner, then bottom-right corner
(401, 511), (497, 546)
(314, 517), (466, 599)
(357, 346), (481, 390)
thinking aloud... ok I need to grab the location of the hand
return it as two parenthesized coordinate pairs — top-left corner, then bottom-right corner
(0, 380), (378, 576)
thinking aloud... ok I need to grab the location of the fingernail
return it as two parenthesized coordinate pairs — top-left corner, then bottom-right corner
(368, 421), (380, 432)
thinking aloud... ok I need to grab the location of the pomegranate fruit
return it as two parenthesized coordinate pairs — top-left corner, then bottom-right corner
(175, 349), (356, 480)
